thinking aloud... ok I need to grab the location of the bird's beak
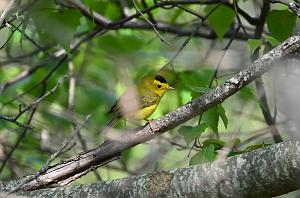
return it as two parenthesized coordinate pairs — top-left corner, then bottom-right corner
(168, 86), (175, 90)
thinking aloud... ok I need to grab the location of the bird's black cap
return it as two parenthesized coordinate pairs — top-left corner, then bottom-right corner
(155, 75), (167, 83)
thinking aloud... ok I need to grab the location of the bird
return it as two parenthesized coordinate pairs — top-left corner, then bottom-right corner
(105, 74), (174, 130)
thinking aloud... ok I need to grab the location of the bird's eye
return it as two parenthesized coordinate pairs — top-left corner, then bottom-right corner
(157, 84), (161, 89)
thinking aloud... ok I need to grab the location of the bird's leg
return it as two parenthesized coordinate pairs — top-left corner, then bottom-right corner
(145, 118), (155, 131)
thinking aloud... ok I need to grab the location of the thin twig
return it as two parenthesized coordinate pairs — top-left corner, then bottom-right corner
(0, 76), (67, 129)
(132, 0), (172, 46)
(0, 57), (52, 94)
(141, 0), (156, 23)
(0, 21), (22, 50)
(252, 0), (283, 143)
(175, 5), (205, 20)
(118, 0), (132, 17)
(0, 0), (38, 30)
(6, 22), (51, 56)
(67, 60), (102, 181)
(0, 83), (46, 177)
(0, 0), (17, 27)
(68, 61), (76, 111)
(233, 0), (248, 37)
(161, 0), (224, 71)
(11, 115), (92, 193)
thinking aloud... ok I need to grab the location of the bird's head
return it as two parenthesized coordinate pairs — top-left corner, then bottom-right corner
(147, 75), (174, 97)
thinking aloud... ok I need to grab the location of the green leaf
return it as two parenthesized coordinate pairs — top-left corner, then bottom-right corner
(170, 8), (184, 24)
(202, 104), (228, 133)
(41, 111), (70, 128)
(189, 144), (216, 165)
(243, 143), (271, 153)
(266, 10), (297, 41)
(20, 13), (30, 47)
(105, 3), (121, 20)
(97, 32), (144, 54)
(202, 138), (225, 150)
(204, 5), (235, 39)
(239, 86), (255, 101)
(203, 106), (219, 133)
(121, 148), (132, 163)
(187, 86), (211, 94)
(179, 124), (208, 146)
(218, 104), (228, 129)
(179, 69), (214, 97)
(82, 0), (121, 20)
(265, 35), (281, 47)
(0, 27), (10, 48)
(247, 39), (262, 55)
(30, 1), (81, 49)
(179, 73), (204, 90)
(231, 138), (241, 146)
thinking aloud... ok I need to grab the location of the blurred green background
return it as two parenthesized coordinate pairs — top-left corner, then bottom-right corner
(0, 0), (297, 185)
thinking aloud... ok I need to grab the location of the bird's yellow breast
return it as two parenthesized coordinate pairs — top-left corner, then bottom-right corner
(126, 104), (158, 121)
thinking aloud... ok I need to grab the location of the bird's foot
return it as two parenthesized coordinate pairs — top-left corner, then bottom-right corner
(145, 119), (155, 131)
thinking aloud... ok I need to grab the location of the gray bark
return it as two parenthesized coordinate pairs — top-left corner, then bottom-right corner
(4, 140), (300, 197)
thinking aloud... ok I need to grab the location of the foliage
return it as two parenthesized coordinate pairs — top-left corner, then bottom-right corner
(266, 10), (297, 42)
(0, 0), (298, 187)
(204, 5), (235, 40)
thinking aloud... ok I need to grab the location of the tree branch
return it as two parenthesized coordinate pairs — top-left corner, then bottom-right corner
(65, 0), (252, 40)
(4, 140), (300, 197)
(0, 76), (67, 129)
(0, 0), (16, 28)
(13, 34), (300, 191)
(65, 0), (111, 26)
(122, 20), (252, 40)
(104, 0), (258, 27)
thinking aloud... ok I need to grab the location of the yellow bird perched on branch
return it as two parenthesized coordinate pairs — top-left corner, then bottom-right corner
(105, 74), (174, 129)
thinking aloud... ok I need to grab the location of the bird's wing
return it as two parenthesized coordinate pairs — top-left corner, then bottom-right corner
(140, 95), (158, 108)
(107, 100), (120, 115)
(107, 91), (158, 116)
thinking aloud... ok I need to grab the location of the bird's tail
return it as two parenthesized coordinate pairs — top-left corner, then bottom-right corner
(107, 115), (119, 128)
(100, 115), (119, 136)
